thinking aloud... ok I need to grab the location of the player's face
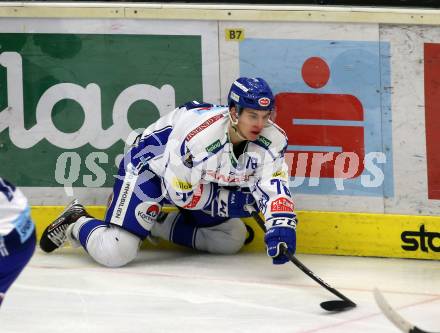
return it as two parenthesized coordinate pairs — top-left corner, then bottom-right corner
(237, 108), (271, 141)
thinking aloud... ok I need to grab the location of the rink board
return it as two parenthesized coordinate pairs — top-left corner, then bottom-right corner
(2, 5), (440, 262)
(31, 206), (440, 260)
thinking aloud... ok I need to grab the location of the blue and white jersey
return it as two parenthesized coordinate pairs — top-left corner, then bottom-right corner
(0, 178), (34, 242)
(136, 101), (295, 226)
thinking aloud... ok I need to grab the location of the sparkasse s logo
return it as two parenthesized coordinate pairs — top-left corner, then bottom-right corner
(401, 225), (440, 252)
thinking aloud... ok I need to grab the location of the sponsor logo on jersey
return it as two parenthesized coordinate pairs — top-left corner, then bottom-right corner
(186, 114), (224, 141)
(135, 202), (161, 231)
(172, 177), (193, 191)
(110, 171), (138, 224)
(257, 135), (272, 148)
(258, 97), (271, 107)
(205, 139), (222, 153)
(205, 170), (250, 183)
(184, 184), (204, 209)
(115, 182), (131, 219)
(146, 204), (160, 218)
(401, 225), (440, 252)
(272, 170), (287, 179)
(270, 197), (294, 213)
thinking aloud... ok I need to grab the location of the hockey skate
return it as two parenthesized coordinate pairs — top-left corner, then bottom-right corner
(40, 199), (90, 253)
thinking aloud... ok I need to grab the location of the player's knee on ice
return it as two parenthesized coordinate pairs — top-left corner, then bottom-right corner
(197, 218), (247, 254)
(151, 213), (246, 254)
(84, 225), (141, 268)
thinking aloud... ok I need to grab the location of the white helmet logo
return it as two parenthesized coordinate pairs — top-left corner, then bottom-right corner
(258, 97), (270, 107)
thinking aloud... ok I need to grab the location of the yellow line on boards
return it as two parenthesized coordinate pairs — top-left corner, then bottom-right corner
(31, 206), (440, 259)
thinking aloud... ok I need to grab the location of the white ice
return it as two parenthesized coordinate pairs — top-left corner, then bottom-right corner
(1, 248), (439, 333)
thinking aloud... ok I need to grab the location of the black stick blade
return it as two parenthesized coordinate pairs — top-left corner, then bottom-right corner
(320, 300), (357, 312)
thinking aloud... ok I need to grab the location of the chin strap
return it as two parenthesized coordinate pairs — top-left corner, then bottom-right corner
(228, 112), (247, 141)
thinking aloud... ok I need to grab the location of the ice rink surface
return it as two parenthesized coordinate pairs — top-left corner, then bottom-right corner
(1, 248), (439, 333)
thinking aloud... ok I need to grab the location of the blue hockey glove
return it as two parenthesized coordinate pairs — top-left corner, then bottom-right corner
(264, 217), (297, 265)
(208, 188), (257, 218)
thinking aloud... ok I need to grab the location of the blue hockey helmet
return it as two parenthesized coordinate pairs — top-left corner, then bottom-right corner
(227, 77), (275, 113)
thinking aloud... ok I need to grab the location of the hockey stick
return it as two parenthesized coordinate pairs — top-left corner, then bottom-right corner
(162, 204), (356, 311)
(249, 210), (356, 312)
(373, 288), (438, 333)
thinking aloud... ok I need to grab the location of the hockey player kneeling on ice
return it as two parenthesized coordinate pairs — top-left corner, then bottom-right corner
(40, 77), (297, 267)
(0, 177), (36, 307)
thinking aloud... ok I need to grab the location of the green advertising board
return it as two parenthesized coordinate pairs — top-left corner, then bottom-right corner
(0, 33), (203, 187)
